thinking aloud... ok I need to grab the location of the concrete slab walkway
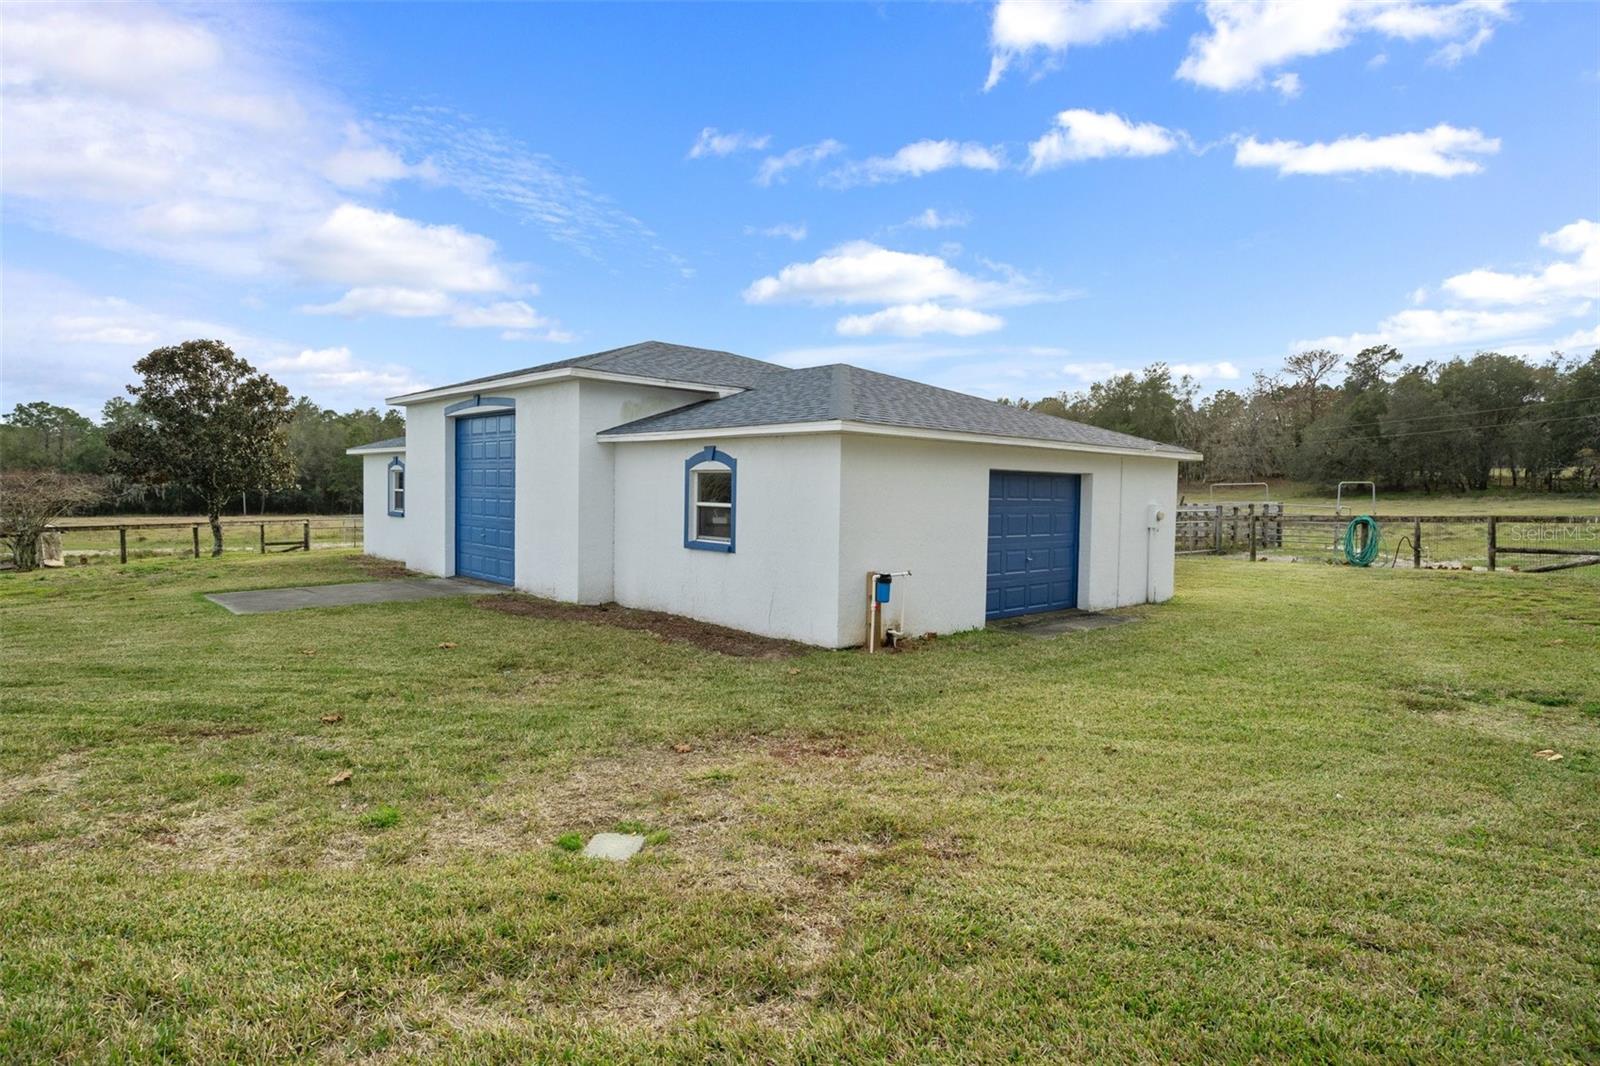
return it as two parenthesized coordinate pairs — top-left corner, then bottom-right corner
(205, 578), (507, 615)
(987, 608), (1136, 637)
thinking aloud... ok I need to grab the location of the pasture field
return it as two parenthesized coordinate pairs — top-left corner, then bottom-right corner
(30, 515), (364, 563)
(1, 551), (1596, 1062)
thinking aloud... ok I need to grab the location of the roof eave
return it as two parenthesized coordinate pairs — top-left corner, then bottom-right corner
(386, 366), (746, 406)
(344, 444), (406, 456)
(598, 419), (1202, 461)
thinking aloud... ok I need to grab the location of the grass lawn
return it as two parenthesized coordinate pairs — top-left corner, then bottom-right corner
(2, 551), (1597, 1062)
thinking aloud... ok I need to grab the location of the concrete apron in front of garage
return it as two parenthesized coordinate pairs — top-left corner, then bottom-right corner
(205, 578), (508, 615)
(986, 608), (1136, 637)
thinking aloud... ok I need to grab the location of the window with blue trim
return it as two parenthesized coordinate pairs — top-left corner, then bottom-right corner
(684, 446), (735, 552)
(387, 458), (406, 517)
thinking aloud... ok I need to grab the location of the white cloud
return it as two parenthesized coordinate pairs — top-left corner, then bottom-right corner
(894, 209), (971, 231)
(303, 287), (570, 339)
(828, 140), (1004, 187)
(322, 123), (428, 188)
(688, 127), (771, 158)
(755, 140), (844, 186)
(376, 107), (660, 260)
(449, 300), (568, 338)
(1171, 361), (1242, 380)
(745, 222), (808, 240)
(1234, 124), (1499, 177)
(743, 241), (1046, 308)
(836, 303), (1004, 337)
(1441, 219), (1600, 305)
(1552, 323), (1600, 350)
(1027, 109), (1181, 172)
(746, 242), (1071, 342)
(0, 270), (423, 412)
(1293, 219), (1597, 356)
(1178, 0), (1511, 92)
(1272, 72), (1303, 99)
(985, 0), (1176, 90)
(288, 204), (513, 293)
(0, 4), (660, 338)
(262, 346), (427, 398)
(301, 286), (456, 318)
(0, 5), (377, 276)
(1297, 307), (1562, 354)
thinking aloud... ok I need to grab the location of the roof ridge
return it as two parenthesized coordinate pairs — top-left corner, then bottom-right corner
(831, 363), (854, 422)
(831, 360), (1169, 448)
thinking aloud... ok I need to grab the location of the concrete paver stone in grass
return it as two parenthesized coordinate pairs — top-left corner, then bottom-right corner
(583, 833), (647, 862)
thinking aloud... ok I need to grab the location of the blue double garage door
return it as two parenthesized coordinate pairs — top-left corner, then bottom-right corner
(455, 413), (515, 585)
(986, 471), (1081, 619)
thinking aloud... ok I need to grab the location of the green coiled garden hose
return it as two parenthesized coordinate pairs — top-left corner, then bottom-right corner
(1343, 515), (1381, 567)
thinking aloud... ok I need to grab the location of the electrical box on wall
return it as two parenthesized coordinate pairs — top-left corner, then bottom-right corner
(1146, 504), (1165, 531)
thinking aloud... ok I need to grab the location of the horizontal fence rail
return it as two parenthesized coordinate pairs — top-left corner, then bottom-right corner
(2, 518), (365, 567)
(1176, 505), (1600, 572)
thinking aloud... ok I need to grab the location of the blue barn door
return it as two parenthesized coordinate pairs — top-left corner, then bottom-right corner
(455, 413), (515, 584)
(986, 471), (1081, 619)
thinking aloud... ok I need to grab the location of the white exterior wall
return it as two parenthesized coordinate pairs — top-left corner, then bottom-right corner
(381, 379), (706, 597)
(359, 453), (408, 561)
(610, 434), (843, 647)
(359, 376), (1180, 649)
(832, 435), (1179, 647)
(400, 397), (453, 576)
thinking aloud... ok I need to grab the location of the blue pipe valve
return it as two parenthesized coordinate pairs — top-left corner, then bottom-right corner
(874, 574), (893, 604)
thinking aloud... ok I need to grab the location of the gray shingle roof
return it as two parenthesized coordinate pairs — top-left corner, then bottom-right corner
(347, 436), (405, 453)
(598, 363), (1192, 455)
(389, 340), (1189, 456)
(415, 340), (785, 393)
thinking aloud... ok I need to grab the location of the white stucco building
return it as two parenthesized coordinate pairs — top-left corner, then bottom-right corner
(348, 342), (1199, 648)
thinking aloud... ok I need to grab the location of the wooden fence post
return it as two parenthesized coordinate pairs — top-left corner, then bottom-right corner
(1487, 516), (1497, 571)
(1248, 505), (1258, 562)
(1213, 505), (1223, 555)
(1412, 517), (1422, 569)
(118, 526), (127, 564)
(259, 523), (266, 554)
(302, 520), (311, 552)
(192, 525), (201, 558)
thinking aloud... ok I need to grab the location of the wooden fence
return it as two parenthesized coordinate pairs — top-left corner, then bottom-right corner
(1177, 506), (1600, 571)
(5, 517), (364, 566)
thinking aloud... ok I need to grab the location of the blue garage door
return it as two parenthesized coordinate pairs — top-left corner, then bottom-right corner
(455, 413), (515, 584)
(986, 471), (1081, 619)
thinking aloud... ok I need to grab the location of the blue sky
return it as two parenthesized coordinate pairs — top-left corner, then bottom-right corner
(3, 1), (1597, 416)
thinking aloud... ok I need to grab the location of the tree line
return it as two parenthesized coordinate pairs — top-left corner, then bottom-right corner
(1002, 347), (1600, 492)
(2, 367), (403, 517)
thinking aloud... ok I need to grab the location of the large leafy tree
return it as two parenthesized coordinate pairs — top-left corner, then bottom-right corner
(108, 340), (296, 554)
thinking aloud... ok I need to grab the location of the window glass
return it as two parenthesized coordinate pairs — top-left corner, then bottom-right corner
(696, 502), (731, 540)
(694, 468), (731, 541)
(696, 469), (731, 505)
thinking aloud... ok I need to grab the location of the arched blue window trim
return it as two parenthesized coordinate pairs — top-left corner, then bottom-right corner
(683, 445), (735, 553)
(387, 457), (406, 517)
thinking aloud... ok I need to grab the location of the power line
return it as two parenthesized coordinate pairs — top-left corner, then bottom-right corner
(1320, 393), (1600, 433)
(1311, 411), (1597, 447)
(1209, 392), (1600, 434)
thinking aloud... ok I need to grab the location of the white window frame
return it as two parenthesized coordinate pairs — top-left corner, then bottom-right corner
(387, 459), (406, 517)
(692, 468), (732, 543)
